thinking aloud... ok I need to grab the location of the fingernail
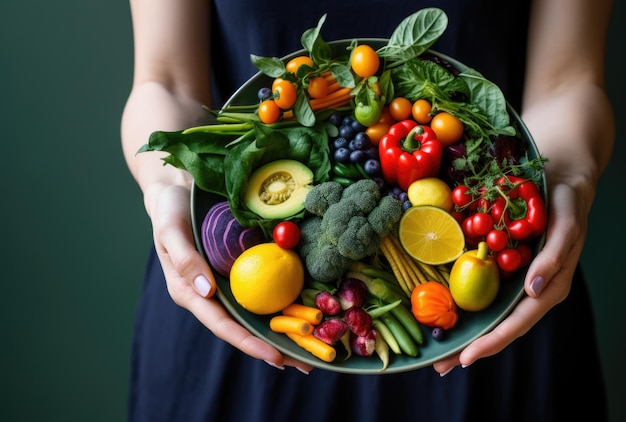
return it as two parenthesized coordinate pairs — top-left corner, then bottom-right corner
(264, 360), (285, 370)
(296, 367), (310, 375)
(194, 275), (212, 297)
(530, 276), (545, 296)
(461, 364), (470, 369)
(439, 367), (454, 377)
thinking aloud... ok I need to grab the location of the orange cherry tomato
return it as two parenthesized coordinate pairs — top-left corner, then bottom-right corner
(258, 99), (281, 124)
(285, 56), (314, 75)
(307, 76), (329, 99)
(389, 97), (413, 121)
(412, 99), (433, 124)
(365, 122), (390, 146)
(378, 106), (395, 124)
(430, 112), (464, 147)
(272, 79), (297, 110)
(410, 281), (458, 330)
(350, 44), (380, 78)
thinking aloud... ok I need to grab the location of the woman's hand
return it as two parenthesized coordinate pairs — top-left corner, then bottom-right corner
(145, 181), (314, 373)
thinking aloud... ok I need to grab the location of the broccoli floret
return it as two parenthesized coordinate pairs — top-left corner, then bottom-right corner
(340, 179), (381, 213)
(304, 181), (344, 217)
(297, 216), (322, 259)
(337, 215), (381, 260)
(305, 243), (352, 283)
(368, 195), (403, 236)
(319, 198), (363, 243)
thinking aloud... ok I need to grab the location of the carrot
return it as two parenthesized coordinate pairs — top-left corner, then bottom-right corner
(269, 315), (313, 336)
(281, 303), (323, 325)
(309, 87), (353, 109)
(286, 332), (337, 363)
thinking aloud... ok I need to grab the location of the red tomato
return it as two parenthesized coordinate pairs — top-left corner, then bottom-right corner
(272, 221), (301, 249)
(451, 185), (473, 207)
(471, 212), (494, 236)
(486, 229), (508, 252)
(496, 248), (522, 272)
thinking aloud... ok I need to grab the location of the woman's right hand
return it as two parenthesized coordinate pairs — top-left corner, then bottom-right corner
(144, 181), (315, 373)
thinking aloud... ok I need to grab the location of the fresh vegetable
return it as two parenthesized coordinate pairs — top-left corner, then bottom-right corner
(343, 307), (372, 337)
(297, 179), (402, 282)
(410, 281), (458, 330)
(448, 242), (500, 312)
(378, 311), (419, 357)
(378, 119), (443, 191)
(350, 329), (378, 357)
(272, 221), (301, 249)
(373, 328), (390, 371)
(313, 319), (349, 345)
(200, 201), (264, 277)
(269, 315), (314, 336)
(258, 99), (281, 124)
(429, 111), (464, 147)
(350, 44), (380, 78)
(282, 302), (323, 325)
(389, 97), (413, 121)
(411, 99), (433, 124)
(314, 290), (342, 316)
(286, 332), (337, 363)
(372, 319), (402, 354)
(336, 278), (368, 310)
(495, 175), (546, 242)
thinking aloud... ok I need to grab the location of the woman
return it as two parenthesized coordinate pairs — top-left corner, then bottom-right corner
(121, 0), (614, 420)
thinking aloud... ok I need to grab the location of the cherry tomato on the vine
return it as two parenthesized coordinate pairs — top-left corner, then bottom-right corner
(350, 44), (380, 78)
(451, 185), (473, 207)
(272, 79), (297, 110)
(471, 212), (494, 236)
(430, 111), (464, 147)
(273, 221), (301, 249)
(258, 99), (281, 124)
(412, 99), (433, 124)
(486, 229), (508, 252)
(389, 97), (412, 121)
(496, 248), (522, 272)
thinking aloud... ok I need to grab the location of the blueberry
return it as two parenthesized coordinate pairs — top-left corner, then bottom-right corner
(363, 159), (381, 176)
(432, 327), (446, 341)
(257, 87), (272, 101)
(402, 200), (412, 211)
(352, 132), (371, 150)
(339, 124), (356, 140)
(333, 137), (349, 150)
(351, 120), (366, 132)
(334, 147), (351, 163)
(364, 146), (378, 159)
(342, 116), (354, 127)
(328, 112), (343, 127)
(398, 192), (408, 203)
(349, 149), (366, 163)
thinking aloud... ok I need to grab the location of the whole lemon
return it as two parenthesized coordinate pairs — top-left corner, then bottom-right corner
(449, 242), (500, 312)
(407, 177), (453, 212)
(229, 242), (304, 315)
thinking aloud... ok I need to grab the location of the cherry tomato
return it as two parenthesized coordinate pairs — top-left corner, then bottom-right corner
(517, 242), (533, 267)
(389, 97), (412, 121)
(496, 248), (522, 272)
(365, 122), (390, 146)
(430, 112), (464, 147)
(471, 212), (494, 236)
(307, 76), (329, 99)
(272, 79), (297, 110)
(272, 221), (301, 249)
(258, 99), (281, 124)
(412, 99), (433, 124)
(462, 216), (478, 239)
(285, 56), (314, 75)
(486, 229), (508, 252)
(451, 185), (473, 207)
(350, 44), (380, 78)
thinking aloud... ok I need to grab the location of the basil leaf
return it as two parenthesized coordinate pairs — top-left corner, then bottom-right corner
(250, 54), (285, 78)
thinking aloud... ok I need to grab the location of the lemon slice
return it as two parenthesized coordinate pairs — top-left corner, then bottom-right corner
(398, 205), (465, 265)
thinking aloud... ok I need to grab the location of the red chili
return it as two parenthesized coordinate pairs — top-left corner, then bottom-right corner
(496, 175), (546, 241)
(378, 120), (443, 191)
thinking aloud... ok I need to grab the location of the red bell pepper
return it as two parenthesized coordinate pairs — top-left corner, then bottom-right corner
(378, 120), (443, 191)
(494, 175), (546, 241)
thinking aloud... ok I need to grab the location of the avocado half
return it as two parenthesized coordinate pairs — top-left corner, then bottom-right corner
(243, 159), (314, 219)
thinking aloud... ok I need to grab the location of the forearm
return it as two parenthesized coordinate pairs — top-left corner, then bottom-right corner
(121, 81), (210, 216)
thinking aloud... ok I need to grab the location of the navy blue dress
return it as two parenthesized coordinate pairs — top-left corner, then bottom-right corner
(128, 1), (608, 421)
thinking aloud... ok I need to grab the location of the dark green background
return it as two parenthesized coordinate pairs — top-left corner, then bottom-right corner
(2, 1), (624, 421)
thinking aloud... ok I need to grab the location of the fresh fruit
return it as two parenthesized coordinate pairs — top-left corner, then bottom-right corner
(350, 44), (380, 78)
(243, 159), (314, 219)
(388, 97), (412, 121)
(410, 281), (458, 330)
(448, 241), (500, 311)
(429, 111), (464, 147)
(398, 205), (465, 265)
(229, 242), (304, 315)
(285, 55), (314, 75)
(406, 177), (453, 211)
(258, 99), (281, 124)
(200, 201), (264, 277)
(411, 99), (433, 124)
(273, 221), (301, 249)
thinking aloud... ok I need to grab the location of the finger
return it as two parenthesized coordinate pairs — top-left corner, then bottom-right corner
(432, 353), (460, 375)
